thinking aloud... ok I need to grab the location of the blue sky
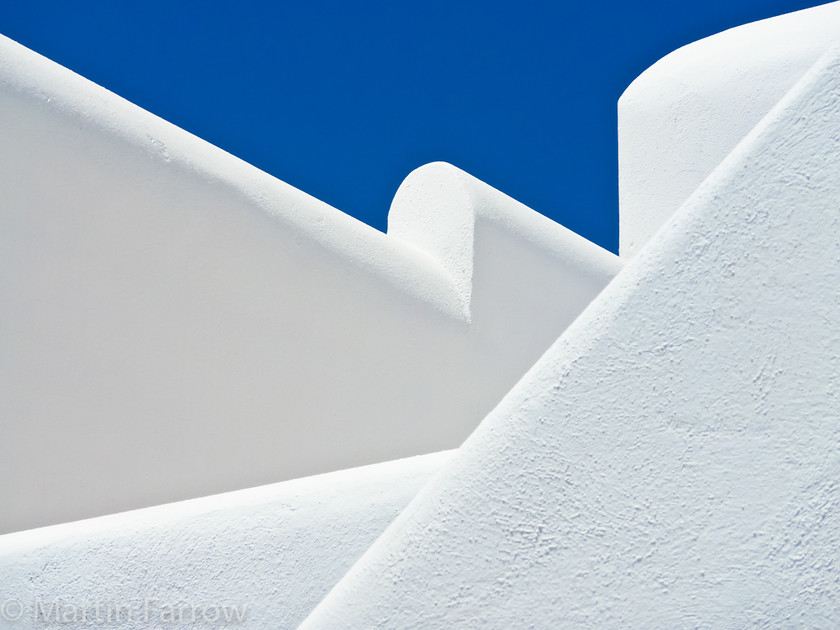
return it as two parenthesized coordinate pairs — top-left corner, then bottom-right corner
(0, 1), (827, 253)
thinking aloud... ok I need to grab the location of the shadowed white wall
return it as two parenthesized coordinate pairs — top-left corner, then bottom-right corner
(301, 35), (840, 630)
(0, 36), (620, 533)
(0, 451), (450, 629)
(619, 0), (840, 257)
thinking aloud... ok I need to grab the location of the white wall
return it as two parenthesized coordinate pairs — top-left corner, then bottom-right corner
(0, 451), (450, 629)
(0, 35), (620, 533)
(618, 0), (840, 257)
(301, 40), (840, 630)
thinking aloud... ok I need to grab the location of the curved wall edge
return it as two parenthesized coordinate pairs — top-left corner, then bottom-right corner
(618, 0), (840, 257)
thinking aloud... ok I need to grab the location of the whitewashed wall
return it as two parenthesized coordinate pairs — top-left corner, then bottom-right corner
(302, 43), (840, 628)
(0, 451), (450, 629)
(618, 0), (840, 257)
(0, 36), (619, 533)
(2, 4), (838, 628)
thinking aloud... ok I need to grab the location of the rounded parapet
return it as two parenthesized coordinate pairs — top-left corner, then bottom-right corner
(618, 0), (840, 257)
(389, 161), (621, 317)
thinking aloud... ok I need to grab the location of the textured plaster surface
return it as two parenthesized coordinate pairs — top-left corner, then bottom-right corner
(0, 451), (451, 629)
(302, 48), (840, 628)
(0, 35), (619, 532)
(619, 0), (840, 257)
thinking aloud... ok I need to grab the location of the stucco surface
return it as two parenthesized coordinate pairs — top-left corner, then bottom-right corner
(302, 48), (840, 628)
(619, 0), (840, 257)
(0, 35), (619, 533)
(0, 451), (450, 629)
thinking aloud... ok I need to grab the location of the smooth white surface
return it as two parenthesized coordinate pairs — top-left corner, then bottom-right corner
(618, 0), (840, 257)
(0, 451), (451, 629)
(0, 35), (619, 533)
(302, 48), (840, 628)
(389, 163), (622, 404)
